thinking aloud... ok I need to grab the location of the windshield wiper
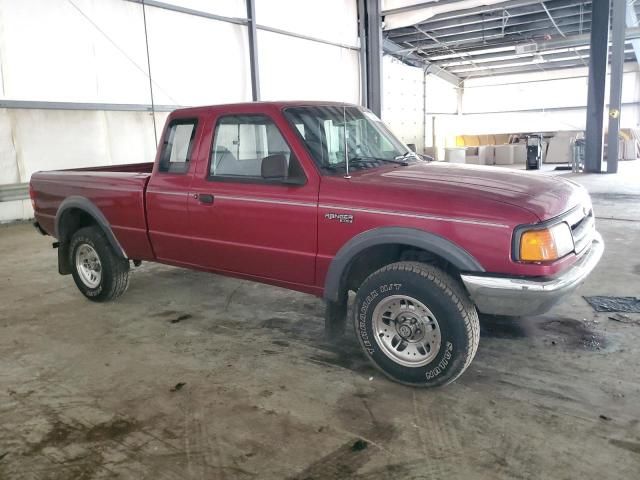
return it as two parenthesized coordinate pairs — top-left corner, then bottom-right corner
(322, 158), (372, 171)
(350, 156), (409, 166)
(322, 156), (409, 172)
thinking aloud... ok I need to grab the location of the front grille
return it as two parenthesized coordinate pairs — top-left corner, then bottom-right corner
(571, 208), (595, 254)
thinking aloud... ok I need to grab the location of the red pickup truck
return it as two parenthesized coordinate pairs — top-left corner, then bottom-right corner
(30, 101), (603, 387)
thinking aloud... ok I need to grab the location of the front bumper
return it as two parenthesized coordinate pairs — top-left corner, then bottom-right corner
(461, 232), (604, 317)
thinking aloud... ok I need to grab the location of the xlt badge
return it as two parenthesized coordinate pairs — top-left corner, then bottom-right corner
(325, 212), (354, 224)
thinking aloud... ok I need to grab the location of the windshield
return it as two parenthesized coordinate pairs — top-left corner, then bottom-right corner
(283, 106), (419, 174)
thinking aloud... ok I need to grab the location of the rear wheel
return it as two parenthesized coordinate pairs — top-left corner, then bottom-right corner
(354, 262), (479, 387)
(69, 226), (129, 302)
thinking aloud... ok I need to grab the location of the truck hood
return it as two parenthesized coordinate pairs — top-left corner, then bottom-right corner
(349, 162), (589, 222)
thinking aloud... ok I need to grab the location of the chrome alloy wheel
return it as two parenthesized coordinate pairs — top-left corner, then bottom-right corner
(372, 295), (442, 367)
(75, 244), (102, 289)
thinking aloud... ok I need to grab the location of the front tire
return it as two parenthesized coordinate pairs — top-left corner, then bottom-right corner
(354, 262), (479, 387)
(69, 226), (130, 302)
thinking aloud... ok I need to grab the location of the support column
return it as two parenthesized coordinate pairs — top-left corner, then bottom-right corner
(362, 0), (382, 116)
(584, 0), (610, 173)
(357, 0), (368, 107)
(246, 0), (260, 101)
(607, 0), (627, 174)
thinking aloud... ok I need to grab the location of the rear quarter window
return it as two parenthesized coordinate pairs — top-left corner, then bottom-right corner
(159, 119), (198, 173)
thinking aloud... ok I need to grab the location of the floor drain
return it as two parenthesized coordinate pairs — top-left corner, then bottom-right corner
(584, 296), (640, 313)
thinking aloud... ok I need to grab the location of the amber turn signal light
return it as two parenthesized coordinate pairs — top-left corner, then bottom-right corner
(519, 223), (574, 262)
(520, 229), (557, 261)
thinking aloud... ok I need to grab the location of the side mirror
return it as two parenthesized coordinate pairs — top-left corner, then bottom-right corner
(407, 143), (416, 152)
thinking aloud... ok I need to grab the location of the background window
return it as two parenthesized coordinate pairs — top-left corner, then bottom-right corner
(159, 120), (197, 173)
(210, 115), (305, 182)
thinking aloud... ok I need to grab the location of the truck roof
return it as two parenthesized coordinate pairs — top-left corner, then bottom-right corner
(170, 100), (362, 117)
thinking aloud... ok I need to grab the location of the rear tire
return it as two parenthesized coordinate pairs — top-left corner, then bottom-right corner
(69, 226), (129, 302)
(354, 262), (479, 387)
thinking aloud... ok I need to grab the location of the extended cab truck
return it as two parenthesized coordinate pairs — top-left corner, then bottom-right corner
(30, 101), (604, 387)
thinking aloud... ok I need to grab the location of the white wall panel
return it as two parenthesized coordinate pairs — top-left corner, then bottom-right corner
(453, 105), (640, 135)
(382, 56), (424, 151)
(255, 0), (358, 46)
(0, 200), (33, 223)
(0, 0), (151, 104)
(0, 111), (19, 184)
(87, 0), (154, 104)
(463, 67), (640, 114)
(458, 66), (640, 135)
(145, 6), (251, 106)
(104, 110), (167, 165)
(258, 31), (359, 103)
(0, 109), (160, 184)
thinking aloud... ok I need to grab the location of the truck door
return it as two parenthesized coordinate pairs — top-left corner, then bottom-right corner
(146, 117), (201, 264)
(188, 111), (318, 286)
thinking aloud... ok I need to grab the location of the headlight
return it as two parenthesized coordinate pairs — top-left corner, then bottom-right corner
(519, 222), (574, 262)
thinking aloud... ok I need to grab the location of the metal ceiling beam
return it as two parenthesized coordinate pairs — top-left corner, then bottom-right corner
(450, 49), (634, 74)
(455, 59), (577, 77)
(387, 5), (590, 40)
(392, 14), (591, 46)
(457, 55), (634, 78)
(445, 46), (632, 71)
(540, 1), (568, 38)
(436, 45), (589, 66)
(413, 26), (640, 60)
(405, 22), (592, 53)
(387, 3), (591, 36)
(434, 47), (633, 72)
(385, 0), (586, 27)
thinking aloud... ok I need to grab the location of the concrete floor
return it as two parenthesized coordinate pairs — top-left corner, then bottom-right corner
(1, 162), (640, 480)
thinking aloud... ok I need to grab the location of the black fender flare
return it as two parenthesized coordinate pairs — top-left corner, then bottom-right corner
(323, 227), (484, 302)
(55, 196), (127, 259)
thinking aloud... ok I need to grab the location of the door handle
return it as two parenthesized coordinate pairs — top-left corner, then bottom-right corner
(195, 193), (214, 204)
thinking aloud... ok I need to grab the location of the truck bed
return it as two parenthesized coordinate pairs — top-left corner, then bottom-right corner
(60, 162), (155, 173)
(31, 162), (155, 260)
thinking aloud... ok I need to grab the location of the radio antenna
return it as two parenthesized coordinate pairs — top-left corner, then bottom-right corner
(343, 105), (351, 179)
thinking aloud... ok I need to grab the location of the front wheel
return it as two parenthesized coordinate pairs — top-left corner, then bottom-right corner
(69, 226), (130, 302)
(354, 262), (479, 387)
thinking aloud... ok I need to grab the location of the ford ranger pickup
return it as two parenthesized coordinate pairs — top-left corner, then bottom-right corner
(30, 101), (604, 387)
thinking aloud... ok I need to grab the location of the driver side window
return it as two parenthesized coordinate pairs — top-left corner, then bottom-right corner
(209, 115), (305, 184)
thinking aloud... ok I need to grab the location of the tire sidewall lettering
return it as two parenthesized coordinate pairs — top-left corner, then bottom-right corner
(425, 342), (453, 380)
(358, 284), (402, 355)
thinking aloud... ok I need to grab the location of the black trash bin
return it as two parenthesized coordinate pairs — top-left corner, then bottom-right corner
(526, 134), (543, 170)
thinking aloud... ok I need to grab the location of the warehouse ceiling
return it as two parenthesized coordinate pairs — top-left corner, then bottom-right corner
(382, 0), (640, 81)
